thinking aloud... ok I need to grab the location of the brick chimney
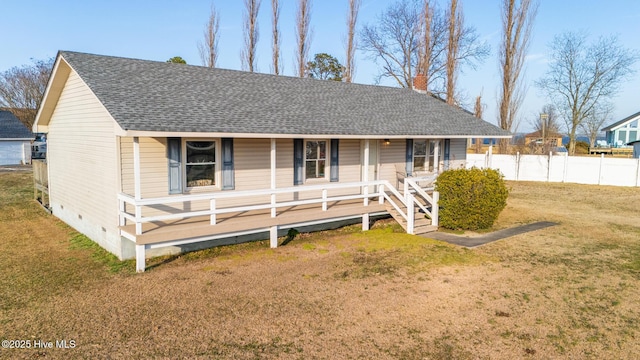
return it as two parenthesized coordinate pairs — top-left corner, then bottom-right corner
(413, 73), (427, 93)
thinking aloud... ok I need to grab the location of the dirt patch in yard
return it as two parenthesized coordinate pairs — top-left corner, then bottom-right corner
(1, 173), (640, 359)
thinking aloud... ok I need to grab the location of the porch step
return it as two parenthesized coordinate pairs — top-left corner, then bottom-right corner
(385, 205), (437, 235)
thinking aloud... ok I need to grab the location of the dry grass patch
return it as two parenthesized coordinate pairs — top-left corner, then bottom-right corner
(1, 173), (640, 359)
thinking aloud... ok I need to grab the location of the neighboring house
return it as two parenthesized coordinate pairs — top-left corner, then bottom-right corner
(523, 130), (563, 148)
(33, 51), (510, 272)
(603, 111), (640, 147)
(628, 140), (640, 159)
(0, 110), (34, 165)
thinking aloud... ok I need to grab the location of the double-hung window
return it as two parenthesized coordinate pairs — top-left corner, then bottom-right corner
(185, 140), (216, 188)
(305, 140), (327, 179)
(413, 140), (435, 172)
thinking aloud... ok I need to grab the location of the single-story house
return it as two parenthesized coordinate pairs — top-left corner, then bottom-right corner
(603, 111), (640, 146)
(523, 130), (563, 148)
(34, 51), (510, 272)
(0, 110), (34, 165)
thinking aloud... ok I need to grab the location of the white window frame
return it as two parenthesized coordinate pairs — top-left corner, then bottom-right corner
(413, 140), (435, 173)
(304, 139), (329, 182)
(183, 138), (220, 191)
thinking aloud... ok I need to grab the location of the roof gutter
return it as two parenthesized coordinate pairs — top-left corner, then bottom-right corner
(115, 129), (512, 139)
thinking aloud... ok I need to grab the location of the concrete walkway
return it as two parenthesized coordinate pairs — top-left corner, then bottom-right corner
(422, 221), (558, 248)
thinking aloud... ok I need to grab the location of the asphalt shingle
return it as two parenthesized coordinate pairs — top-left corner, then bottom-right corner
(59, 51), (510, 138)
(0, 110), (33, 139)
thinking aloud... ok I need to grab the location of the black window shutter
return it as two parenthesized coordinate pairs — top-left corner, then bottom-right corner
(293, 139), (304, 185)
(167, 137), (182, 194)
(221, 138), (235, 190)
(405, 139), (413, 176)
(330, 139), (339, 182)
(444, 139), (451, 170)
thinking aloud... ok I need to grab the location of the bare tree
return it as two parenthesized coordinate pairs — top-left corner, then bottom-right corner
(344, 0), (361, 83)
(360, 1), (421, 88)
(445, 0), (462, 105)
(359, 0), (488, 95)
(417, 0), (433, 87)
(198, 4), (221, 68)
(581, 104), (612, 148)
(271, 0), (282, 74)
(474, 94), (484, 153)
(497, 0), (538, 153)
(0, 58), (53, 128)
(295, 0), (313, 78)
(242, 0), (261, 72)
(532, 104), (561, 135)
(536, 32), (638, 155)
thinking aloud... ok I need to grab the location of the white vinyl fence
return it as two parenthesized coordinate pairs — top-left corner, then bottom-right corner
(467, 152), (640, 187)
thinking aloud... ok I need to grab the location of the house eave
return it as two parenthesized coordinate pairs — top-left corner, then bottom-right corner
(115, 129), (512, 139)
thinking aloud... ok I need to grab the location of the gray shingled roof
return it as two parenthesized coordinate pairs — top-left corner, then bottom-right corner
(0, 110), (33, 139)
(59, 51), (510, 137)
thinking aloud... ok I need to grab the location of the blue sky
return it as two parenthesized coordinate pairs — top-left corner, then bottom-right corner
(2, 0), (639, 132)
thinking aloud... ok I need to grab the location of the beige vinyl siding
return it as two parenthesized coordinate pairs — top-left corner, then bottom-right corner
(120, 137), (168, 198)
(46, 70), (124, 257)
(444, 138), (467, 170)
(330, 139), (361, 197)
(119, 137), (388, 219)
(379, 140), (406, 186)
(275, 138), (294, 188)
(218, 138), (271, 207)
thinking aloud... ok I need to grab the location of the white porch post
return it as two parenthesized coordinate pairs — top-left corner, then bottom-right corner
(432, 191), (439, 227)
(407, 192), (415, 235)
(135, 244), (145, 273)
(433, 140), (440, 173)
(270, 138), (276, 218)
(270, 225), (278, 248)
(363, 139), (369, 206)
(133, 137), (141, 200)
(133, 137), (142, 235)
(362, 213), (370, 231)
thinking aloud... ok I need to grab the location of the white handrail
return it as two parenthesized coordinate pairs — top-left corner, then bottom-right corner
(119, 180), (399, 233)
(118, 180), (389, 206)
(404, 177), (439, 224)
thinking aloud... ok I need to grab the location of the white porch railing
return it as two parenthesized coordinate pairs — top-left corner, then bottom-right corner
(403, 175), (439, 234)
(118, 178), (439, 238)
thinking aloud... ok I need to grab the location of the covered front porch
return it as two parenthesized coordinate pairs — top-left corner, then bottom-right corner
(118, 136), (441, 272)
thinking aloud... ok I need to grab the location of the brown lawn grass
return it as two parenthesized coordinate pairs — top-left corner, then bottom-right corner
(1, 171), (639, 359)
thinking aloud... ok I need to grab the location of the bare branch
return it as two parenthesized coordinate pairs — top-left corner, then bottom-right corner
(536, 32), (638, 154)
(497, 0), (538, 153)
(295, 0), (313, 78)
(271, 0), (282, 75)
(359, 0), (488, 95)
(198, 4), (221, 68)
(344, 0), (361, 83)
(0, 58), (53, 128)
(241, 0), (261, 72)
(445, 0), (462, 105)
(474, 94), (484, 153)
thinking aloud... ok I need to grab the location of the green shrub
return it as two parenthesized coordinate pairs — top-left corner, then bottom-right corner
(434, 168), (509, 231)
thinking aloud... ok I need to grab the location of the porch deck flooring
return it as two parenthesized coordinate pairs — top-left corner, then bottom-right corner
(120, 199), (387, 245)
